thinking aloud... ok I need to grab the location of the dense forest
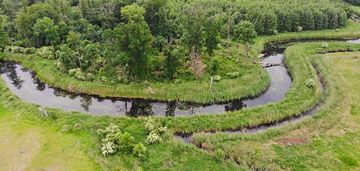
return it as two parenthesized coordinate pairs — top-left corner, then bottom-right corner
(0, 0), (349, 83)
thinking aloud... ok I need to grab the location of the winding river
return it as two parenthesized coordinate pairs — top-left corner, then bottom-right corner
(0, 39), (358, 117)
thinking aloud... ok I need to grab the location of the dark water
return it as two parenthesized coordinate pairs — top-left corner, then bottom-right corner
(0, 53), (291, 116)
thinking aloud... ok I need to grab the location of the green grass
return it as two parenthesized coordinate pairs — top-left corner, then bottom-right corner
(0, 105), (99, 170)
(4, 52), (269, 104)
(2, 18), (360, 171)
(190, 51), (360, 170)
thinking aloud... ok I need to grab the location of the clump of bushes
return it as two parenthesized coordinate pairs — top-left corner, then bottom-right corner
(69, 68), (86, 80)
(226, 72), (240, 79)
(306, 78), (316, 88)
(36, 46), (55, 59)
(97, 123), (147, 158)
(213, 75), (222, 82)
(4, 46), (36, 54)
(297, 26), (303, 32)
(145, 118), (167, 144)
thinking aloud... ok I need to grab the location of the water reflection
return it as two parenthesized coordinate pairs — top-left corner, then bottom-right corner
(0, 57), (291, 117)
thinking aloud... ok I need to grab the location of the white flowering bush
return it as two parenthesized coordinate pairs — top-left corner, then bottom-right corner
(146, 132), (161, 144)
(101, 141), (117, 156)
(97, 123), (147, 158)
(145, 119), (167, 144)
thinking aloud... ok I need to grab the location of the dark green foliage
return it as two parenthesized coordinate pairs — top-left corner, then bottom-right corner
(209, 59), (220, 76)
(114, 4), (154, 80)
(234, 21), (257, 59)
(204, 16), (221, 55)
(33, 17), (60, 46)
(2, 0), (350, 83)
(0, 16), (8, 49)
(15, 3), (60, 45)
(163, 46), (180, 80)
(57, 44), (78, 69)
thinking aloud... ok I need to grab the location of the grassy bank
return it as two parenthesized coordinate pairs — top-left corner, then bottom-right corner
(1, 41), (359, 170)
(167, 42), (360, 134)
(5, 53), (269, 104)
(5, 20), (360, 104)
(190, 51), (360, 170)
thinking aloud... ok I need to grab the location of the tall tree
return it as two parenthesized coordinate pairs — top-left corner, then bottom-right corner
(33, 17), (60, 47)
(233, 21), (257, 62)
(0, 15), (8, 49)
(15, 3), (59, 46)
(114, 4), (154, 80)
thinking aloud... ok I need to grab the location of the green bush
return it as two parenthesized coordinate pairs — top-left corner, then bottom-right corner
(213, 75), (222, 82)
(306, 78), (316, 88)
(145, 119), (167, 144)
(118, 132), (136, 154)
(215, 149), (225, 161)
(133, 143), (147, 159)
(321, 43), (329, 49)
(146, 131), (161, 144)
(226, 72), (240, 79)
(97, 123), (147, 158)
(36, 46), (55, 59)
(4, 46), (23, 53)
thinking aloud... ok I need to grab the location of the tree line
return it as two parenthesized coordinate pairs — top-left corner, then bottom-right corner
(0, 0), (349, 82)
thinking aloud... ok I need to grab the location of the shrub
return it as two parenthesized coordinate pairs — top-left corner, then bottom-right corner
(133, 143), (147, 158)
(321, 43), (329, 49)
(209, 59), (220, 75)
(36, 46), (55, 59)
(213, 75), (222, 82)
(118, 132), (136, 153)
(4, 46), (23, 53)
(72, 68), (86, 80)
(97, 123), (147, 158)
(306, 78), (316, 88)
(97, 123), (122, 156)
(297, 26), (303, 32)
(226, 72), (240, 79)
(145, 118), (167, 144)
(215, 149), (225, 161)
(23, 47), (36, 54)
(146, 131), (161, 144)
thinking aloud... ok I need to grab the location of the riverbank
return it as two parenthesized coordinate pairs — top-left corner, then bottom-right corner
(189, 51), (360, 170)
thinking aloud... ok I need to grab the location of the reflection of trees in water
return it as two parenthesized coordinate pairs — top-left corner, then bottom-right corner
(30, 72), (46, 91)
(225, 99), (244, 112)
(80, 95), (92, 111)
(177, 102), (200, 115)
(53, 88), (78, 99)
(1, 63), (24, 89)
(127, 100), (154, 117)
(165, 101), (176, 116)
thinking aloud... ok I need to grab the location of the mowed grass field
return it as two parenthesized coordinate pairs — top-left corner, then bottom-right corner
(0, 106), (99, 170)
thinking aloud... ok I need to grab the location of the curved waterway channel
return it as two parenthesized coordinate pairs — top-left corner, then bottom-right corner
(0, 39), (359, 118)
